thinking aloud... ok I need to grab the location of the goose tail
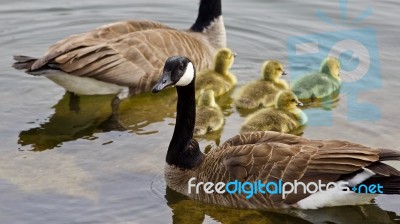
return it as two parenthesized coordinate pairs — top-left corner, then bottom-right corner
(361, 161), (400, 194)
(362, 176), (400, 194)
(378, 148), (400, 161)
(12, 55), (38, 71)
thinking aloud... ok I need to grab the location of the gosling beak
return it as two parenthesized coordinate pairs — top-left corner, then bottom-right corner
(233, 52), (237, 58)
(297, 101), (303, 107)
(152, 71), (173, 93)
(282, 71), (287, 76)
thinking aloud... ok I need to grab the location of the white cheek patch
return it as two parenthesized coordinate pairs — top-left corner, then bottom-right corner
(176, 62), (195, 86)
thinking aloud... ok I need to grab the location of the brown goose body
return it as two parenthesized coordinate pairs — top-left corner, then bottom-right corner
(166, 131), (400, 209)
(13, 0), (225, 97)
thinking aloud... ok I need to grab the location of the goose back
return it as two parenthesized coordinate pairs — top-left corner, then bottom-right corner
(13, 0), (225, 95)
(167, 131), (399, 209)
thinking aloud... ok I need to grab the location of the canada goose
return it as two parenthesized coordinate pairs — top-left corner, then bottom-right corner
(291, 57), (342, 101)
(194, 90), (224, 136)
(152, 56), (400, 209)
(240, 90), (307, 134)
(12, 0), (225, 112)
(234, 60), (288, 109)
(195, 48), (237, 98)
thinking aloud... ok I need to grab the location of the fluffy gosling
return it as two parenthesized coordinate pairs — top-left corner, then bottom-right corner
(194, 90), (224, 136)
(195, 48), (237, 98)
(291, 57), (341, 101)
(234, 60), (288, 109)
(240, 90), (307, 134)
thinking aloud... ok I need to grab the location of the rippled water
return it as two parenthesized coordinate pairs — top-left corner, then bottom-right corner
(1, 0), (400, 223)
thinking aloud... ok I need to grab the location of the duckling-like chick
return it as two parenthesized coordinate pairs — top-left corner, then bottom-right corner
(240, 90), (307, 134)
(195, 48), (237, 98)
(291, 57), (341, 101)
(234, 60), (288, 109)
(194, 90), (224, 136)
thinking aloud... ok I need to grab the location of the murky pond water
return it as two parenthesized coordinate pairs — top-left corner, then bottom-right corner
(1, 0), (400, 223)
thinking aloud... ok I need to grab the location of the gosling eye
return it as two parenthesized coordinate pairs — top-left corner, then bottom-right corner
(291, 99), (296, 102)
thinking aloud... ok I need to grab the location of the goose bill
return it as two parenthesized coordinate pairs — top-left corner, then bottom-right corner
(297, 101), (303, 106)
(152, 71), (173, 93)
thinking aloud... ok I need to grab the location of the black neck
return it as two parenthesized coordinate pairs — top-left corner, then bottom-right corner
(190, 0), (222, 32)
(166, 81), (204, 169)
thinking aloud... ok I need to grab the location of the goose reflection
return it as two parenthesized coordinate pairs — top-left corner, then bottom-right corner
(18, 89), (232, 151)
(165, 186), (399, 224)
(18, 89), (177, 151)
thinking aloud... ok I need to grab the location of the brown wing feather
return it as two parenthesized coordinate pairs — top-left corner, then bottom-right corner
(31, 20), (173, 70)
(192, 131), (385, 208)
(32, 28), (213, 93)
(27, 20), (215, 93)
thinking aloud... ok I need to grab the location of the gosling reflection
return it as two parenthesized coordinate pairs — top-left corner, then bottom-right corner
(165, 187), (399, 224)
(164, 187), (311, 224)
(18, 89), (177, 151)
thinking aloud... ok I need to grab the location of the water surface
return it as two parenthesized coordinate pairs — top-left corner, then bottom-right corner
(1, 0), (400, 223)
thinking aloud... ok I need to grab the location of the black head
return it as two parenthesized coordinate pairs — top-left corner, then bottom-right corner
(152, 56), (195, 93)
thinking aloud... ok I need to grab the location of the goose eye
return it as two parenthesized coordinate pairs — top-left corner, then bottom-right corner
(179, 65), (184, 70)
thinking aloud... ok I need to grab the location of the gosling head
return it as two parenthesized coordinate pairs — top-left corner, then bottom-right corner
(152, 56), (195, 93)
(320, 57), (341, 81)
(213, 48), (236, 74)
(197, 89), (217, 107)
(275, 90), (303, 110)
(261, 60), (287, 81)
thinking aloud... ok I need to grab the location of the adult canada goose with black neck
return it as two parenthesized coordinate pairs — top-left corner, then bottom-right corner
(152, 56), (400, 210)
(12, 0), (225, 105)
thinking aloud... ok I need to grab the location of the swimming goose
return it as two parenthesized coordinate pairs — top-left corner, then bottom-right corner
(195, 48), (237, 98)
(291, 57), (342, 101)
(234, 60), (288, 109)
(240, 90), (307, 134)
(12, 0), (225, 110)
(194, 89), (224, 136)
(152, 56), (400, 209)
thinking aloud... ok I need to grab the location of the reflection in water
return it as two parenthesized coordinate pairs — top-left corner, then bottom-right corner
(18, 89), (178, 151)
(18, 92), (112, 151)
(165, 187), (399, 224)
(299, 89), (341, 110)
(18, 89), (233, 151)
